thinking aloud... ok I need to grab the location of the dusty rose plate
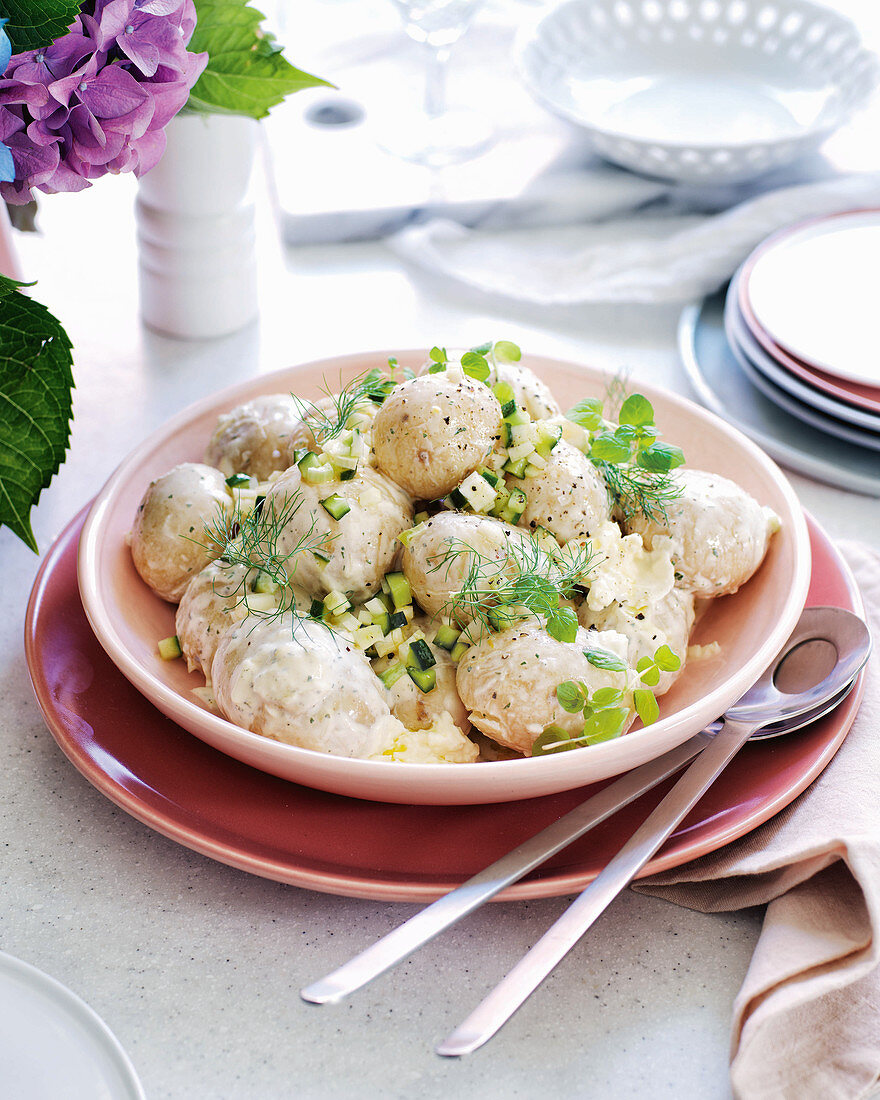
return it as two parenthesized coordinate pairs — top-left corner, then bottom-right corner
(27, 509), (860, 901)
(76, 352), (811, 805)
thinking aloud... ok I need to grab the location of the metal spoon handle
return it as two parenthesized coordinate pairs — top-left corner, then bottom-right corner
(301, 730), (713, 1005)
(436, 715), (756, 1057)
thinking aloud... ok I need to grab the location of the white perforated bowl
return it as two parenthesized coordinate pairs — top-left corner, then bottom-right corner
(515, 0), (880, 183)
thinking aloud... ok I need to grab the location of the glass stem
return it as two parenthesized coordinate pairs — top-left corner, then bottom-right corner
(424, 44), (451, 121)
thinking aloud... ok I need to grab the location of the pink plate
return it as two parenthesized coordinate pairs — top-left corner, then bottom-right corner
(75, 351), (811, 805)
(738, 211), (880, 414)
(25, 508), (864, 902)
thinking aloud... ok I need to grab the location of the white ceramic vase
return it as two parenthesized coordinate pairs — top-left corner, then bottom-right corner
(137, 112), (259, 339)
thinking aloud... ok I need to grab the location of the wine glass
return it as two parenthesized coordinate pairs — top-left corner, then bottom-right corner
(381, 0), (493, 166)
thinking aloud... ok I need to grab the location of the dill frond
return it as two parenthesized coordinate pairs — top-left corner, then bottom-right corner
(598, 461), (682, 524)
(434, 533), (597, 641)
(290, 367), (395, 446)
(198, 491), (335, 633)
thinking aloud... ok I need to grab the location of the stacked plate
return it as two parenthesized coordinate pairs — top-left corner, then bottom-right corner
(726, 210), (880, 456)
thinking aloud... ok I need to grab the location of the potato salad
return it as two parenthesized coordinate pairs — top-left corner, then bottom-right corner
(129, 342), (780, 764)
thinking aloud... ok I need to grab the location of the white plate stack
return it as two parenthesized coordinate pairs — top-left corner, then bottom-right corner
(723, 209), (880, 455)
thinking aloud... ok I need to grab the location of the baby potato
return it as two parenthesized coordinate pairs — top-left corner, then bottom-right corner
(203, 394), (308, 481)
(175, 559), (310, 681)
(399, 512), (533, 624)
(129, 463), (231, 602)
(372, 372), (501, 499)
(456, 624), (635, 755)
(581, 588), (695, 696)
(212, 614), (392, 758)
(518, 440), (612, 543)
(489, 361), (560, 420)
(624, 469), (780, 598)
(264, 464), (412, 603)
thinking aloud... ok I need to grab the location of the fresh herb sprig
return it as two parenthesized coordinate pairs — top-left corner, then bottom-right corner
(427, 340), (522, 384)
(199, 491), (334, 631)
(291, 363), (410, 446)
(530, 642), (682, 754)
(567, 392), (685, 522)
(435, 534), (595, 643)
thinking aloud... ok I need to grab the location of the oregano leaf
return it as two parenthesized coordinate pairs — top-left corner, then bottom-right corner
(634, 688), (659, 726)
(494, 340), (521, 362)
(566, 398), (604, 431)
(556, 680), (585, 713)
(618, 393), (654, 428)
(583, 647), (627, 672)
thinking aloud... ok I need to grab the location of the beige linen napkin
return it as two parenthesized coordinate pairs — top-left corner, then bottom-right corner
(636, 541), (880, 1100)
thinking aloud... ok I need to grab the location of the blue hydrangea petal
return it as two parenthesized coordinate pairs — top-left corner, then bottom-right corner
(0, 141), (15, 183)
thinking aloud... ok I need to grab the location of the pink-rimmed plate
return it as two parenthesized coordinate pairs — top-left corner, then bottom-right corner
(26, 508), (864, 902)
(739, 209), (880, 405)
(75, 352), (810, 805)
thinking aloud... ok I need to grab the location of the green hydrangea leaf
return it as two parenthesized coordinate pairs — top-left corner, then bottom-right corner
(3, 0), (83, 52)
(187, 0), (331, 120)
(0, 278), (74, 552)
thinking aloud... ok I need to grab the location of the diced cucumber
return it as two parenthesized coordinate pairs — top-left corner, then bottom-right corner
(535, 421), (563, 457)
(339, 469), (357, 481)
(320, 494), (351, 520)
(354, 624), (384, 650)
(158, 635), (182, 660)
(385, 572), (412, 609)
(501, 487), (528, 523)
(447, 487), (468, 510)
(297, 451), (321, 473)
(252, 570), (278, 594)
(388, 610), (408, 631)
(413, 510), (430, 525)
(365, 597), (388, 616)
(408, 638), (436, 670)
(489, 486), (511, 517)
(397, 524), (424, 548)
(379, 661), (408, 688)
(372, 611), (391, 635)
(323, 589), (350, 616)
(450, 641), (470, 663)
(504, 408), (530, 426)
(312, 548), (331, 568)
(407, 666), (437, 693)
(225, 473), (251, 488)
(506, 439), (536, 463)
(309, 598), (326, 620)
(302, 462), (335, 485)
(457, 470), (497, 514)
(433, 624), (462, 651)
(492, 381), (517, 418)
(500, 421), (513, 448)
(480, 469), (500, 488)
(488, 605), (524, 631)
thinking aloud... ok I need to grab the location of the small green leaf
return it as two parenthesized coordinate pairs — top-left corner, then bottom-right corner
(429, 346), (447, 364)
(591, 686), (624, 708)
(493, 340), (521, 362)
(547, 606), (578, 644)
(590, 433), (632, 464)
(581, 708), (628, 745)
(613, 424), (639, 445)
(634, 688), (659, 726)
(618, 394), (655, 428)
(639, 664), (661, 688)
(460, 351), (490, 382)
(566, 398), (604, 431)
(583, 647), (627, 672)
(637, 442), (685, 473)
(3, 0), (82, 52)
(470, 341), (493, 355)
(0, 279), (74, 552)
(654, 644), (682, 672)
(556, 680), (585, 713)
(531, 724), (575, 755)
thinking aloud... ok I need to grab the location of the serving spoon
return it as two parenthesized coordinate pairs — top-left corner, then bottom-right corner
(435, 605), (871, 1055)
(301, 606), (869, 1018)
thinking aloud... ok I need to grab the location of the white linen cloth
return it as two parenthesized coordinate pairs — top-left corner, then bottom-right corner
(636, 542), (880, 1100)
(390, 173), (880, 306)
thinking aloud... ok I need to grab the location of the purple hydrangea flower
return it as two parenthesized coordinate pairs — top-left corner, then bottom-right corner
(0, 0), (206, 203)
(0, 18), (14, 182)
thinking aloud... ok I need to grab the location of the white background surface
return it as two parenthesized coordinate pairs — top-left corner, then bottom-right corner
(2, 3), (880, 1097)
